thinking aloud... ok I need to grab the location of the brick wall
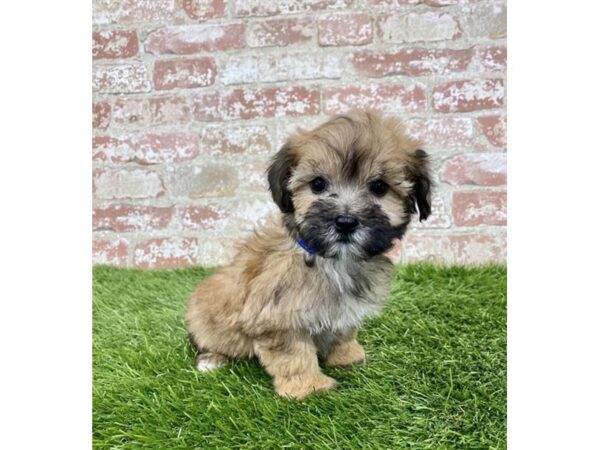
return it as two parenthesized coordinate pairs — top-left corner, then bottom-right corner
(92, 0), (507, 268)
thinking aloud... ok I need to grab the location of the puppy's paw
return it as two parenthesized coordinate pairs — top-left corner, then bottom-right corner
(275, 373), (337, 400)
(325, 339), (367, 367)
(196, 353), (229, 372)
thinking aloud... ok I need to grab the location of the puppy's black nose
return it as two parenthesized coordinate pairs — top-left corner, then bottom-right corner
(335, 215), (359, 234)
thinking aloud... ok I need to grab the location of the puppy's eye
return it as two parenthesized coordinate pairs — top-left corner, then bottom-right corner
(310, 177), (328, 194)
(369, 179), (388, 197)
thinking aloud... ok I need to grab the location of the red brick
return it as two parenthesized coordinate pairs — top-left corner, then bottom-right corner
(93, 62), (151, 93)
(196, 237), (238, 267)
(134, 133), (199, 163)
(247, 16), (314, 47)
(112, 96), (190, 127)
(176, 205), (227, 231)
(92, 135), (135, 162)
(324, 84), (427, 115)
(275, 116), (326, 145)
(238, 159), (270, 193)
(232, 0), (353, 17)
(402, 232), (506, 264)
(149, 96), (191, 125)
(432, 79), (505, 113)
(401, 233), (449, 263)
(478, 115), (507, 148)
(179, 199), (277, 233)
(201, 125), (272, 155)
(352, 48), (472, 78)
(318, 12), (372, 46)
(405, 118), (474, 148)
(222, 87), (320, 120)
(425, 0), (478, 4)
(453, 191), (506, 226)
(93, 206), (173, 232)
(153, 57), (216, 90)
(181, 0), (225, 20)
(414, 193), (452, 229)
(92, 30), (138, 59)
(221, 52), (342, 84)
(191, 92), (221, 121)
(133, 238), (199, 269)
(208, 199), (278, 232)
(450, 232), (506, 263)
(93, 239), (129, 266)
(441, 153), (506, 186)
(93, 102), (111, 129)
(166, 164), (239, 198)
(93, 168), (165, 199)
(112, 98), (151, 126)
(93, 0), (174, 24)
(377, 12), (460, 43)
(368, 0), (419, 4)
(145, 24), (245, 55)
(369, 0), (479, 5)
(460, 2), (507, 39)
(93, 132), (198, 164)
(478, 46), (506, 73)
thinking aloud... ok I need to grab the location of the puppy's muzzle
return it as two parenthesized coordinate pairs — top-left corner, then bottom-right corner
(334, 215), (359, 234)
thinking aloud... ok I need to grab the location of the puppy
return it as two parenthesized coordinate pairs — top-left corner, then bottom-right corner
(186, 111), (431, 399)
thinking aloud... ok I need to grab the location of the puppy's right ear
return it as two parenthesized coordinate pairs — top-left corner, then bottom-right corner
(267, 143), (296, 213)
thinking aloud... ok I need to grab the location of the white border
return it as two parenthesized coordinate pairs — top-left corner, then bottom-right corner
(509, 2), (600, 448)
(0, 2), (91, 449)
(1, 1), (600, 448)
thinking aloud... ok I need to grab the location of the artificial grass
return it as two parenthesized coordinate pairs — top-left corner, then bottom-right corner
(93, 263), (506, 449)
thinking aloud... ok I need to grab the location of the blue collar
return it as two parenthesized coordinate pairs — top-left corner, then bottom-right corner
(296, 238), (317, 256)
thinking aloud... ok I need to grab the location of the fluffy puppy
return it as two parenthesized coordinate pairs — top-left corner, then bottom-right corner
(186, 111), (431, 399)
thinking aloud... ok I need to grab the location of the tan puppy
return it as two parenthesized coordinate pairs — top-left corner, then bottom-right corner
(186, 112), (431, 399)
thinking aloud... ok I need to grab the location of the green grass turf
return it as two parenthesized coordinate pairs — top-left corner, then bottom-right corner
(93, 263), (506, 449)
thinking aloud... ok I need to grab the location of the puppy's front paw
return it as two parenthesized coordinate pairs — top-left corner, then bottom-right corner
(275, 373), (337, 400)
(325, 339), (367, 367)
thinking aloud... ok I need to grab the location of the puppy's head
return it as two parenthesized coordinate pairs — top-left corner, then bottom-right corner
(268, 112), (432, 259)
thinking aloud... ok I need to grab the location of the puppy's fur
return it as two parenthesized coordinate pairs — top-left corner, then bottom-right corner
(186, 112), (431, 399)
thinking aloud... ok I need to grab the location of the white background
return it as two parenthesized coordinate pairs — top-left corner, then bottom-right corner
(0, 1), (599, 448)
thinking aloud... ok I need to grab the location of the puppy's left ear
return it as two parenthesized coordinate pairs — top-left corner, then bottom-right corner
(267, 143), (297, 213)
(408, 149), (432, 222)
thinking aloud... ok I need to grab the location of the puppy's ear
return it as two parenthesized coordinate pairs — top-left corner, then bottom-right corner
(408, 149), (432, 222)
(267, 143), (296, 213)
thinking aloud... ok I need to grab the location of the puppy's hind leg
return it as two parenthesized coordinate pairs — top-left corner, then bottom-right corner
(196, 352), (230, 372)
(187, 332), (229, 372)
